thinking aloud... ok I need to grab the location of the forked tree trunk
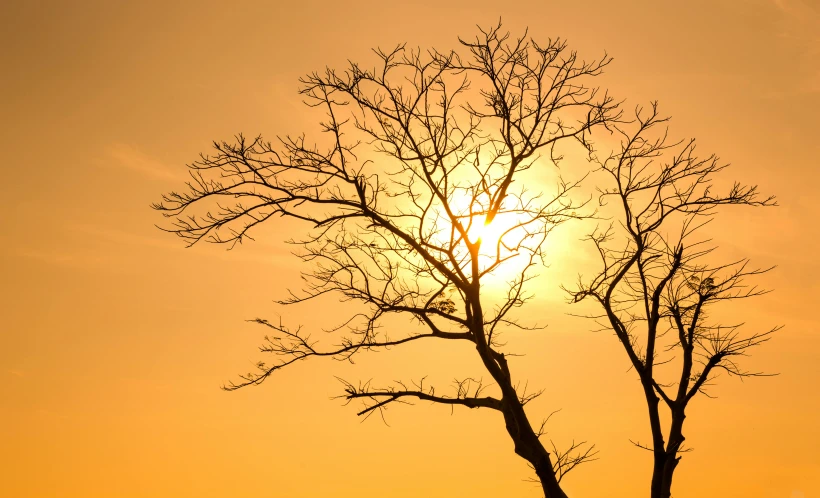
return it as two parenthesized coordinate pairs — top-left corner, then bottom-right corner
(658, 414), (685, 498)
(659, 453), (681, 498)
(650, 453), (664, 498)
(650, 412), (685, 498)
(650, 451), (681, 498)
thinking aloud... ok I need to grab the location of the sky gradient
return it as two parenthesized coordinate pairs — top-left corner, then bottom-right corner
(2, 1), (819, 497)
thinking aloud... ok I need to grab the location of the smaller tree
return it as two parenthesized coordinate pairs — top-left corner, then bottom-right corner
(566, 102), (779, 498)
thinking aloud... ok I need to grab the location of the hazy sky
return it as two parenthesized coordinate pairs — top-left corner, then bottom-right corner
(1, 1), (818, 497)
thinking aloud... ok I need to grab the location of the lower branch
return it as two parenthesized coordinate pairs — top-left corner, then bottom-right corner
(339, 378), (502, 420)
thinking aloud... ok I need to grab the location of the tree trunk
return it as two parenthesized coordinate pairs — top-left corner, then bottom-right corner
(650, 453), (665, 498)
(500, 398), (568, 498)
(642, 383), (668, 498)
(649, 452), (681, 498)
(467, 315), (569, 498)
(658, 412), (685, 498)
(535, 460), (569, 498)
(650, 410), (685, 498)
(659, 453), (681, 498)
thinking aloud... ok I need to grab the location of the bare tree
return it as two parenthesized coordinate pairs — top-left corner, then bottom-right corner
(566, 102), (778, 498)
(154, 24), (619, 498)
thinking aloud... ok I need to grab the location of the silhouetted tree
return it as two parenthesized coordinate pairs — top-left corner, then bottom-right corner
(566, 102), (778, 498)
(154, 24), (619, 498)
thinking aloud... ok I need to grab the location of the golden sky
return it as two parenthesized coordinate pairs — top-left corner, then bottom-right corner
(1, 1), (819, 497)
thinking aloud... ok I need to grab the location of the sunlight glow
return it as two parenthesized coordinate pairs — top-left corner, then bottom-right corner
(467, 214), (508, 249)
(463, 208), (544, 284)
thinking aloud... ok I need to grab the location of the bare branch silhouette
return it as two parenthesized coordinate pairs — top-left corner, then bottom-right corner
(155, 22), (619, 498)
(565, 101), (778, 498)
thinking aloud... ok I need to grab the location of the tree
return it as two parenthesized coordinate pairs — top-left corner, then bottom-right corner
(566, 102), (778, 498)
(154, 24), (619, 498)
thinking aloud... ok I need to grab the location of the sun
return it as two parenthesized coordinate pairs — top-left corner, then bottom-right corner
(466, 210), (542, 279)
(466, 213), (508, 249)
(424, 190), (548, 283)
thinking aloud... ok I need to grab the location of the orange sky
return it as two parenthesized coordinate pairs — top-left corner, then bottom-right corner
(2, 1), (819, 497)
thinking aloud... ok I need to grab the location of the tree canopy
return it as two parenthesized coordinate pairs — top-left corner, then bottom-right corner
(155, 23), (775, 498)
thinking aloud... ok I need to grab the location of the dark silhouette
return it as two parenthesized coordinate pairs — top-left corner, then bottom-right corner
(154, 24), (618, 497)
(565, 102), (779, 498)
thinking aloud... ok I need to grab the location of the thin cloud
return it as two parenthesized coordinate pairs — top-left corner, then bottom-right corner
(772, 0), (820, 52)
(68, 223), (180, 251)
(106, 143), (177, 180)
(18, 249), (76, 266)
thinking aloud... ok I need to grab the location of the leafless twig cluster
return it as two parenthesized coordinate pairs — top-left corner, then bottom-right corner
(155, 23), (619, 498)
(155, 23), (778, 498)
(566, 101), (778, 498)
